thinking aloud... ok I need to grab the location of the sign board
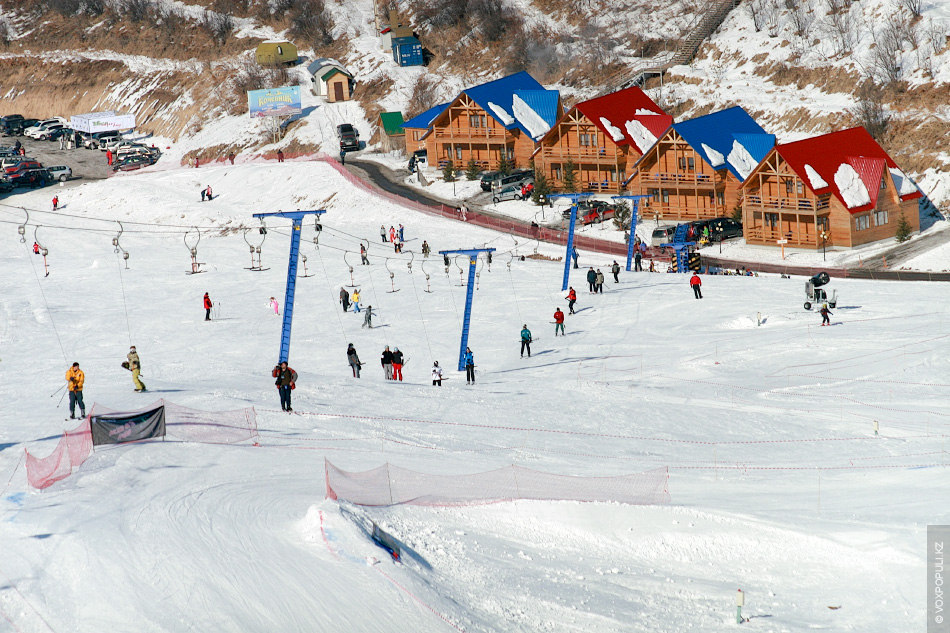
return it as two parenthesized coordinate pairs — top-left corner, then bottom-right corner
(248, 86), (302, 118)
(70, 111), (137, 133)
(776, 239), (788, 244)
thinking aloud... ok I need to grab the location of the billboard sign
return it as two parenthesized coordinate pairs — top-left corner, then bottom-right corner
(248, 86), (302, 118)
(70, 111), (137, 133)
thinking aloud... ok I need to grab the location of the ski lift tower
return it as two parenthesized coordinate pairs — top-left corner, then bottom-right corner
(611, 194), (651, 272)
(253, 210), (326, 363)
(549, 193), (593, 291)
(439, 247), (496, 371)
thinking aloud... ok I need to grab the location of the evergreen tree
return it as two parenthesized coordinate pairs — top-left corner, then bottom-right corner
(442, 159), (455, 182)
(561, 159), (578, 193)
(531, 170), (551, 206)
(612, 202), (631, 231)
(497, 154), (513, 176)
(895, 210), (912, 242)
(731, 204), (743, 223)
(465, 158), (480, 181)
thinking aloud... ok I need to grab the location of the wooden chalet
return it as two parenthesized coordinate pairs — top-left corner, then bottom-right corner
(377, 111), (405, 152)
(533, 86), (672, 194)
(400, 102), (448, 153)
(741, 127), (921, 249)
(629, 106), (774, 222)
(424, 72), (561, 171)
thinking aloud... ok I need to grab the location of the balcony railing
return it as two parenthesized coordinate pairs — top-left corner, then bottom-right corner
(432, 127), (510, 140)
(639, 172), (717, 187)
(745, 226), (819, 247)
(744, 195), (830, 212)
(540, 146), (621, 161)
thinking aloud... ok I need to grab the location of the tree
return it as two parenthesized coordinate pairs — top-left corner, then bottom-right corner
(561, 159), (578, 193)
(497, 154), (514, 176)
(895, 211), (912, 242)
(531, 171), (551, 206)
(847, 83), (891, 141)
(442, 159), (456, 182)
(731, 204), (743, 223)
(612, 202), (631, 232)
(465, 158), (480, 181)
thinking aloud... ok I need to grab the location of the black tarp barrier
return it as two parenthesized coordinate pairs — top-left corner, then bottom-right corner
(90, 404), (166, 446)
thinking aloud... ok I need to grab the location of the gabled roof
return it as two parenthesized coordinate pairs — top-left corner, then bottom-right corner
(570, 86), (673, 154)
(321, 67), (352, 81)
(402, 102), (449, 130)
(672, 106), (773, 180)
(379, 112), (405, 136)
(772, 127), (921, 214)
(449, 71), (548, 137)
(307, 57), (346, 77)
(511, 89), (560, 140)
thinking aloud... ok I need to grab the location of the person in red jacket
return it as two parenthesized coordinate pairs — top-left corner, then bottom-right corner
(553, 307), (565, 336)
(690, 273), (702, 299)
(203, 292), (213, 320)
(106, 149), (113, 166)
(565, 287), (577, 314)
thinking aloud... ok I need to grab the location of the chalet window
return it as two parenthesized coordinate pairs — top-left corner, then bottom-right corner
(855, 215), (870, 231)
(579, 133), (591, 146)
(678, 156), (695, 171)
(455, 147), (463, 160)
(648, 188), (659, 202)
(817, 216), (829, 231)
(661, 189), (669, 204)
(716, 191), (725, 206)
(798, 181), (805, 195)
(469, 115), (486, 127)
(554, 167), (562, 180)
(874, 209), (888, 226)
(765, 213), (778, 228)
(880, 177), (887, 190)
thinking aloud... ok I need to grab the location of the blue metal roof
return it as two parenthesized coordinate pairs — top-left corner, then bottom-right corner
(402, 102), (449, 129)
(463, 72), (547, 136)
(513, 89), (560, 132)
(672, 106), (771, 179)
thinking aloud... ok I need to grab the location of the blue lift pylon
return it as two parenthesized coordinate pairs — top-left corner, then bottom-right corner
(661, 223), (696, 273)
(611, 195), (651, 272)
(253, 209), (326, 363)
(548, 193), (593, 292)
(438, 247), (496, 371)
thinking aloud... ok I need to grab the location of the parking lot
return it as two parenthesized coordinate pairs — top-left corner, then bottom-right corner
(3, 133), (114, 192)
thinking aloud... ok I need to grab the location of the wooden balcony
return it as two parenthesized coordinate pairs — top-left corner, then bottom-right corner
(744, 226), (819, 248)
(540, 146), (622, 163)
(744, 194), (830, 213)
(432, 127), (510, 142)
(639, 172), (718, 188)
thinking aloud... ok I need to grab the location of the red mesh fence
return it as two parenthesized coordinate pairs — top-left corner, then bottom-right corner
(325, 459), (670, 507)
(25, 419), (93, 490)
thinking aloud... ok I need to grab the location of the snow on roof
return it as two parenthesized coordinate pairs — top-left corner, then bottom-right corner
(889, 167), (918, 196)
(727, 140), (758, 180)
(834, 163), (871, 209)
(460, 72), (547, 135)
(804, 164), (828, 190)
(487, 102), (514, 126)
(673, 107), (770, 178)
(624, 119), (658, 154)
(600, 117), (625, 142)
(701, 143), (725, 167)
(634, 108), (660, 116)
(512, 94), (550, 140)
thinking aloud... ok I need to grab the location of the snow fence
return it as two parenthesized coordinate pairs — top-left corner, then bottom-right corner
(325, 459), (670, 507)
(25, 400), (258, 489)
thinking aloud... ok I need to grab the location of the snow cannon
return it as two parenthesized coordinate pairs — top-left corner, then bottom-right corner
(804, 271), (836, 311)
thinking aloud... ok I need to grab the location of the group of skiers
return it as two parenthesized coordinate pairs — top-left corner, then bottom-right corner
(339, 287), (373, 328)
(58, 344), (146, 417)
(379, 345), (406, 381)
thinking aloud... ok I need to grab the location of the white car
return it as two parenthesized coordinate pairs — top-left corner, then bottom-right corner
(23, 117), (66, 138)
(46, 165), (72, 182)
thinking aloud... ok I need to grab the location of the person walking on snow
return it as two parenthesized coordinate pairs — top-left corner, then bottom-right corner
(595, 269), (605, 293)
(389, 226), (396, 243)
(381, 346), (394, 380)
(205, 185), (212, 201)
(339, 287), (350, 312)
(269, 296), (280, 315)
(347, 344), (362, 378)
(201, 187), (206, 202)
(565, 287), (577, 314)
(392, 347), (405, 381)
(360, 243), (369, 265)
(227, 152), (235, 165)
(553, 308), (565, 336)
(634, 247), (643, 271)
(820, 304), (833, 326)
(586, 267), (597, 293)
(65, 362), (85, 419)
(52, 196), (59, 211)
(126, 346), (146, 392)
(431, 361), (443, 386)
(520, 324), (532, 358)
(272, 361), (296, 412)
(362, 305), (373, 328)
(422, 240), (430, 258)
(464, 347), (475, 384)
(203, 292), (212, 321)
(277, 149), (284, 163)
(611, 260), (620, 283)
(398, 224), (405, 242)
(351, 289), (361, 313)
(380, 225), (387, 243)
(572, 247), (579, 269)
(690, 272), (703, 299)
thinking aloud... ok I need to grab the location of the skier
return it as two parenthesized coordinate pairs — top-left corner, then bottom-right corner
(52, 195), (59, 211)
(392, 347), (404, 381)
(553, 308), (565, 336)
(520, 324), (532, 358)
(269, 296), (280, 315)
(360, 243), (369, 265)
(389, 226), (396, 243)
(431, 361), (443, 386)
(33, 241), (40, 255)
(205, 185), (212, 201)
(572, 247), (579, 269)
(227, 152), (235, 165)
(586, 267), (597, 293)
(272, 361), (296, 412)
(634, 247), (643, 272)
(398, 224), (405, 242)
(690, 272), (703, 299)
(203, 292), (212, 321)
(127, 346), (146, 392)
(65, 362), (85, 419)
(381, 346), (394, 380)
(464, 347), (475, 385)
(422, 240), (431, 258)
(595, 269), (605, 293)
(277, 149), (284, 163)
(351, 289), (361, 313)
(380, 225), (387, 243)
(339, 287), (350, 312)
(611, 260), (620, 283)
(200, 187), (206, 202)
(347, 343), (362, 378)
(565, 287), (577, 315)
(820, 304), (833, 326)
(362, 305), (373, 328)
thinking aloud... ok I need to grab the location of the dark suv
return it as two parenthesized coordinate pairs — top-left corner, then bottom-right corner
(337, 123), (359, 152)
(705, 217), (743, 241)
(1, 114), (24, 135)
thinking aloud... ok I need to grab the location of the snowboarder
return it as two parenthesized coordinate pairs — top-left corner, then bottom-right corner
(520, 324), (532, 358)
(381, 346), (394, 380)
(565, 287), (577, 314)
(205, 185), (212, 201)
(392, 347), (404, 381)
(431, 361), (443, 386)
(277, 149), (284, 163)
(362, 305), (373, 329)
(65, 362), (85, 419)
(347, 344), (362, 378)
(360, 243), (369, 265)
(272, 361), (296, 412)
(351, 289), (361, 313)
(464, 347), (475, 384)
(269, 296), (280, 315)
(127, 346), (146, 392)
(690, 272), (703, 299)
(422, 240), (431, 258)
(380, 225), (387, 243)
(339, 287), (350, 312)
(52, 196), (59, 211)
(572, 247), (579, 269)
(634, 248), (643, 272)
(203, 292), (212, 321)
(586, 267), (597, 293)
(611, 260), (620, 283)
(553, 308), (565, 336)
(595, 269), (605, 293)
(820, 304), (833, 326)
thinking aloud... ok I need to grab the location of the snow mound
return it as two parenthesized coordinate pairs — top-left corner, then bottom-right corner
(727, 140), (758, 180)
(804, 164), (828, 190)
(701, 143), (725, 167)
(487, 101), (515, 126)
(600, 117), (625, 142)
(625, 119), (658, 153)
(834, 163), (871, 208)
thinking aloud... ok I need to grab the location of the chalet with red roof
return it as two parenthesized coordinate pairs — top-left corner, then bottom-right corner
(741, 127), (921, 249)
(532, 86), (672, 194)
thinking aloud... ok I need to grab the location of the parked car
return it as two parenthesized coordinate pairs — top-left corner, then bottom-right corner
(23, 118), (66, 138)
(492, 184), (527, 203)
(0, 114), (23, 135)
(705, 217), (743, 241)
(479, 170), (501, 191)
(4, 160), (42, 174)
(35, 124), (67, 140)
(650, 225), (677, 246)
(581, 205), (616, 225)
(336, 123), (359, 138)
(99, 135), (131, 151)
(44, 127), (75, 142)
(1, 156), (31, 169)
(491, 169), (534, 192)
(112, 154), (157, 171)
(10, 168), (52, 188)
(0, 176), (13, 192)
(83, 130), (122, 149)
(46, 165), (72, 182)
(339, 132), (359, 152)
(115, 143), (161, 160)
(408, 148), (427, 171)
(8, 118), (39, 136)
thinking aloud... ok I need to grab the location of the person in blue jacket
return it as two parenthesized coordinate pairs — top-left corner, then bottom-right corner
(464, 347), (475, 384)
(520, 324), (532, 358)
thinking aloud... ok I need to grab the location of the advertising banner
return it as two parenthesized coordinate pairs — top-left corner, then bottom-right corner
(90, 405), (166, 446)
(248, 86), (302, 118)
(70, 111), (137, 133)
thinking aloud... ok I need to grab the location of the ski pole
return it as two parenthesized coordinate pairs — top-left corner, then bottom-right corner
(50, 383), (67, 397)
(57, 388), (68, 407)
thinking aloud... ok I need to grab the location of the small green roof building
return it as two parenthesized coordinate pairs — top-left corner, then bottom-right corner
(378, 112), (405, 152)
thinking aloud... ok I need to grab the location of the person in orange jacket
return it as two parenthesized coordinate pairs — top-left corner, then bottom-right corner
(690, 272), (703, 299)
(553, 308), (565, 336)
(65, 362), (85, 419)
(203, 292), (213, 321)
(565, 287), (577, 314)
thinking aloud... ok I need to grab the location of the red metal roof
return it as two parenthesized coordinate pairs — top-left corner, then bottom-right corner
(775, 127), (921, 214)
(571, 87), (673, 154)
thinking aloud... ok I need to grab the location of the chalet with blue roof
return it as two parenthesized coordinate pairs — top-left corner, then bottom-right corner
(630, 106), (774, 221)
(401, 103), (449, 153)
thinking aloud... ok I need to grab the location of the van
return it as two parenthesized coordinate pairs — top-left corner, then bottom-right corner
(650, 225), (677, 246)
(492, 170), (533, 192)
(479, 170), (500, 191)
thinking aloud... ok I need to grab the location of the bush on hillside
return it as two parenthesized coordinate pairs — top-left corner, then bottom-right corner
(406, 75), (441, 117)
(200, 10), (234, 45)
(289, 0), (334, 48)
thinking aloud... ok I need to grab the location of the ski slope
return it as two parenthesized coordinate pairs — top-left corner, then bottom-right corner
(1, 160), (948, 632)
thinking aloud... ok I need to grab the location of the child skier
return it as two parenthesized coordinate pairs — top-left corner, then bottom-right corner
(820, 304), (833, 326)
(553, 308), (565, 336)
